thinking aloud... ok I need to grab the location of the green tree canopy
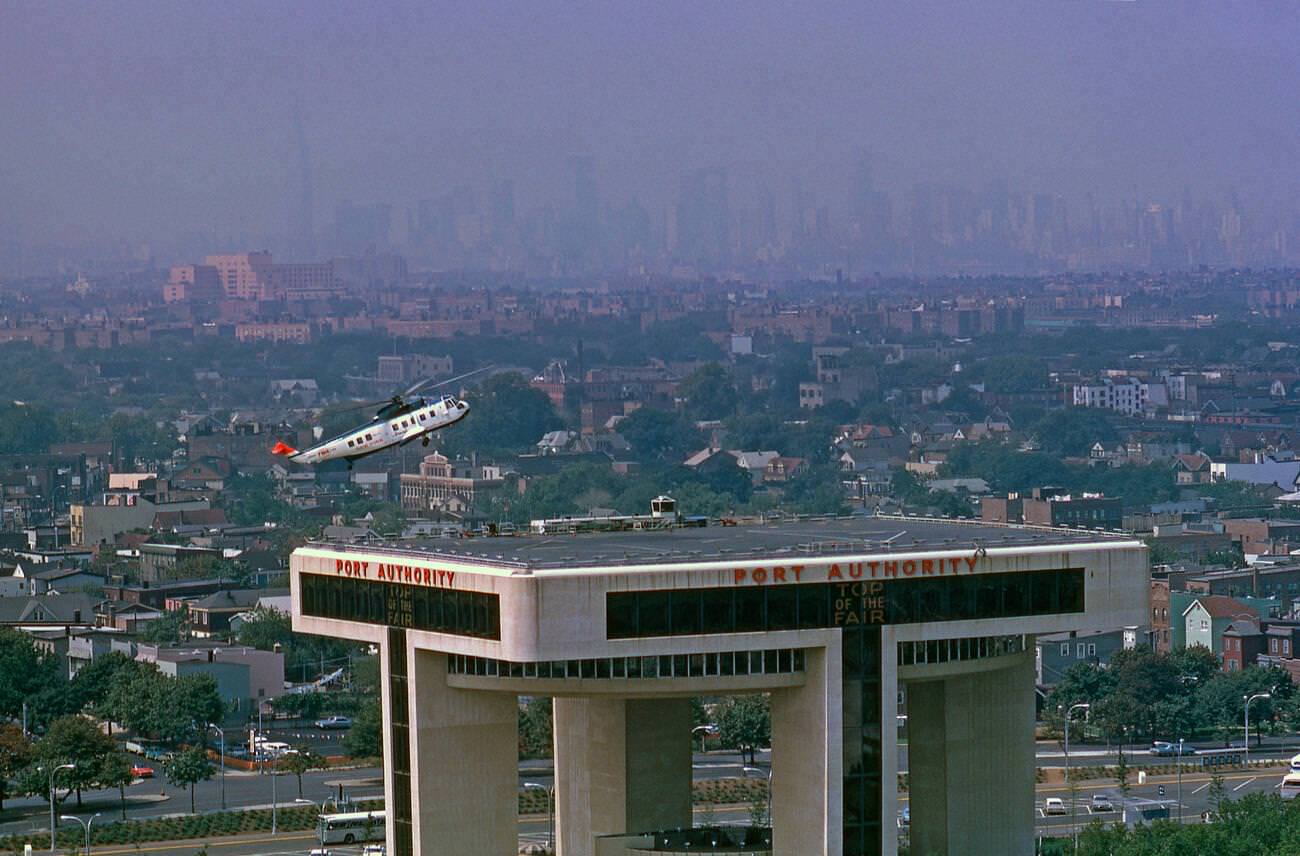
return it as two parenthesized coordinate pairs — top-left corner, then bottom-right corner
(716, 695), (770, 765)
(0, 724), (34, 809)
(617, 408), (703, 462)
(678, 363), (739, 421)
(163, 745), (214, 813)
(0, 628), (70, 727)
(36, 715), (118, 807)
(343, 697), (383, 759)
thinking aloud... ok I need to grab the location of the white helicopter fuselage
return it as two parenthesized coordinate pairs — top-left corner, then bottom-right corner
(284, 396), (469, 466)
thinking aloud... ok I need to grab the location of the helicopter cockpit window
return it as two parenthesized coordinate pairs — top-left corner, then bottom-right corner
(442, 395), (456, 406)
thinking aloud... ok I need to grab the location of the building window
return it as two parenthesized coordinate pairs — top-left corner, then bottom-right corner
(606, 568), (1086, 638)
(299, 573), (500, 640)
(1087, 643), (1096, 656)
(1077, 643), (1086, 659)
(1060, 643), (1070, 657)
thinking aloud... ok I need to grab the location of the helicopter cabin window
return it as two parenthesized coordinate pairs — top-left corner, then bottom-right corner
(419, 414), (426, 422)
(365, 433), (373, 441)
(347, 439), (355, 447)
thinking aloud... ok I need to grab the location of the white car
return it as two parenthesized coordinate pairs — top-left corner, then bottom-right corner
(1289, 752), (1300, 772)
(1043, 797), (1067, 815)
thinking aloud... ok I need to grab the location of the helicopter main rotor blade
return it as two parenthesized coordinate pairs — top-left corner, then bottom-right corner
(333, 396), (394, 415)
(401, 364), (496, 399)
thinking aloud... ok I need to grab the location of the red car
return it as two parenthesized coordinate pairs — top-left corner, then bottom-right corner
(130, 765), (154, 779)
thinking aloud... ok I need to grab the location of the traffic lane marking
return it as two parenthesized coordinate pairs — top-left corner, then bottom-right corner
(1192, 782), (1210, 794)
(1233, 777), (1257, 791)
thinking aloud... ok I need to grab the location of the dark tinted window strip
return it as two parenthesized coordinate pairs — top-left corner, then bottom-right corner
(300, 573), (501, 640)
(607, 569), (1085, 639)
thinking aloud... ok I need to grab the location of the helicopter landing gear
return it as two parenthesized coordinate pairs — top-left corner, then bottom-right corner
(422, 435), (430, 447)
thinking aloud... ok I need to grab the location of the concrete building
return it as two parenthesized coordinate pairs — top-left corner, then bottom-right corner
(291, 514), (1146, 856)
(1071, 377), (1148, 416)
(136, 642), (285, 714)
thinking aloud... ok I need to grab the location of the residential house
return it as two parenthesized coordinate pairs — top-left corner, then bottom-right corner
(187, 588), (288, 639)
(1172, 453), (1213, 485)
(1183, 596), (1260, 657)
(1222, 621), (1266, 672)
(1036, 628), (1135, 686)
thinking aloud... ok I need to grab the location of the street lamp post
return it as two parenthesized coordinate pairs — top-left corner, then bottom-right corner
(296, 798), (326, 852)
(1243, 691), (1272, 761)
(48, 763), (75, 852)
(271, 759), (279, 836)
(1176, 738), (1185, 824)
(208, 723), (226, 810)
(60, 813), (101, 856)
(742, 765), (773, 828)
(1061, 703), (1090, 854)
(691, 725), (712, 754)
(523, 782), (554, 853)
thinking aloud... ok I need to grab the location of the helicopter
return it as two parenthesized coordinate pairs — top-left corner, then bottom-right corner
(270, 366), (491, 468)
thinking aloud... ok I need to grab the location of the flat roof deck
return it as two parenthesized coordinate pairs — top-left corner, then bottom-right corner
(307, 515), (1136, 572)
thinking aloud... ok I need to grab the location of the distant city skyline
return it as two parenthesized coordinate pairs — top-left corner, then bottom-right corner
(0, 1), (1296, 276)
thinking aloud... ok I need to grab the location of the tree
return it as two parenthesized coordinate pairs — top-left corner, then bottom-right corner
(678, 363), (739, 420)
(518, 697), (553, 759)
(1113, 749), (1131, 801)
(715, 695), (770, 765)
(37, 715), (117, 808)
(164, 746), (214, 813)
(0, 724), (34, 809)
(0, 628), (69, 726)
(617, 408), (703, 461)
(236, 606), (293, 651)
(343, 697), (383, 759)
(98, 753), (133, 820)
(139, 609), (189, 645)
(0, 402), (59, 454)
(113, 671), (224, 744)
(280, 747), (325, 798)
(69, 651), (151, 726)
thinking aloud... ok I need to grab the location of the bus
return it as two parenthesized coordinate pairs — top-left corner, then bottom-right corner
(317, 810), (386, 845)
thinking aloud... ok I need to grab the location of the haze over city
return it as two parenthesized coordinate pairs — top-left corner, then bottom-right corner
(1, 0), (1296, 274)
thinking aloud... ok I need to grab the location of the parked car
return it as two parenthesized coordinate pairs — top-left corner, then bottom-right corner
(897, 805), (910, 829)
(1150, 740), (1195, 757)
(130, 765), (154, 779)
(1044, 797), (1067, 815)
(1090, 794), (1114, 812)
(315, 716), (352, 730)
(362, 846), (386, 856)
(1289, 752), (1300, 772)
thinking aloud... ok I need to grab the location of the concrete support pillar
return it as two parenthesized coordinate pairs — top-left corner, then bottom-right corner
(554, 697), (692, 856)
(407, 650), (519, 856)
(771, 643), (841, 856)
(905, 651), (1036, 856)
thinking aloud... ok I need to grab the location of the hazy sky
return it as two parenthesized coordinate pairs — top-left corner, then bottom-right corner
(2, 0), (1296, 248)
